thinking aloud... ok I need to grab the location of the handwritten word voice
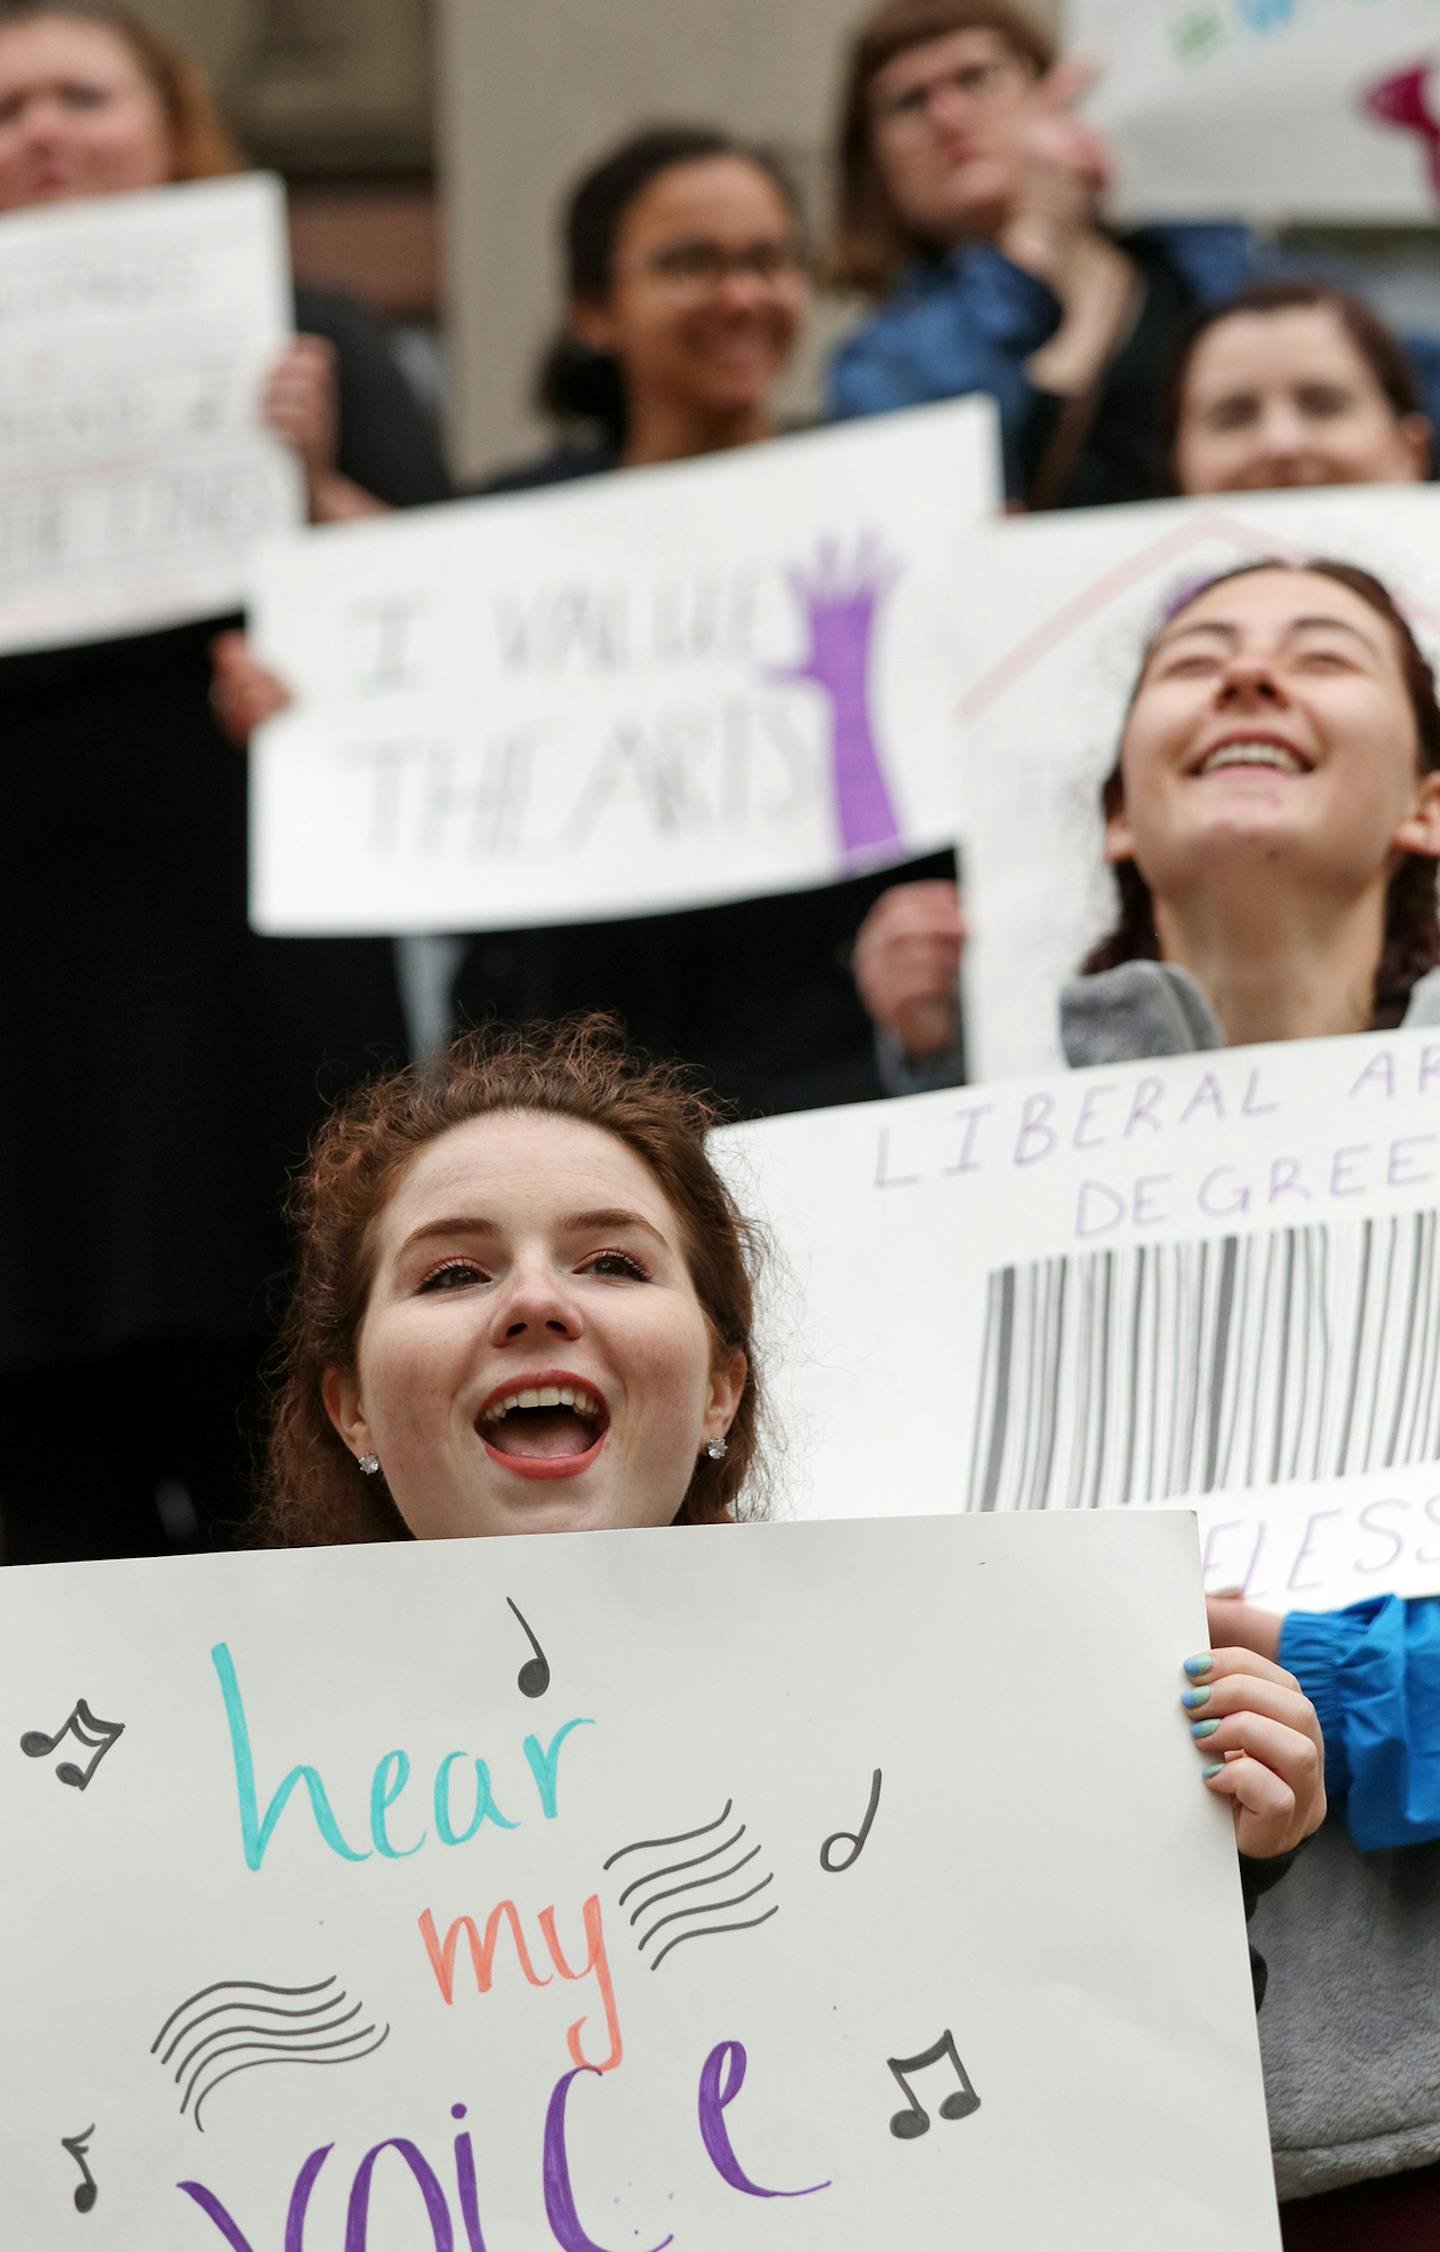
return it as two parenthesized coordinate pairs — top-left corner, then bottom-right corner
(178, 2038), (829, 2252)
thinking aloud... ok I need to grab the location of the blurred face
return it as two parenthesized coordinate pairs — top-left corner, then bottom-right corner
(0, 15), (173, 210)
(1107, 571), (1440, 911)
(867, 28), (1037, 244)
(573, 155), (807, 425)
(1175, 307), (1432, 494)
(325, 1112), (744, 1542)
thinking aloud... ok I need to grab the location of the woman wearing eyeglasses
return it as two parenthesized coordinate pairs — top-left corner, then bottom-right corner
(825, 0), (1270, 509)
(218, 125), (956, 1119)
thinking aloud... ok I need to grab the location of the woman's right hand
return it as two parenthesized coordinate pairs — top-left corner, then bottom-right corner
(991, 59), (1110, 278)
(853, 880), (965, 1058)
(208, 631), (295, 749)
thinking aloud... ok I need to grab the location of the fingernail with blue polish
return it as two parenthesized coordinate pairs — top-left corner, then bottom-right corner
(1184, 1655), (1213, 1678)
(1181, 1686), (1210, 1709)
(1202, 1762), (1225, 1780)
(1191, 1718), (1220, 1739)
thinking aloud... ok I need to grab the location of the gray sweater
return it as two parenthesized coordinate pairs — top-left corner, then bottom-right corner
(1063, 958), (1440, 2203)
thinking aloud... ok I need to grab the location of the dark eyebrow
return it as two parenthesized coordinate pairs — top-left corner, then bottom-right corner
(1152, 611), (1382, 661)
(396, 1206), (671, 1260)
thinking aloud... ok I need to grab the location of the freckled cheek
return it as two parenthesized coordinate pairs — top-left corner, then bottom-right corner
(359, 1322), (471, 1464)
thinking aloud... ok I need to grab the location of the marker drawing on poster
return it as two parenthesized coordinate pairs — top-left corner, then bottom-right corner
(719, 1028), (1440, 1612)
(1072, 0), (1440, 221)
(248, 399), (997, 934)
(951, 484), (1440, 1084)
(1, 1517), (1280, 2247)
(0, 173), (301, 654)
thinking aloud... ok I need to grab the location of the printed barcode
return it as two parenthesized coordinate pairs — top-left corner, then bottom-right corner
(967, 1215), (1440, 1513)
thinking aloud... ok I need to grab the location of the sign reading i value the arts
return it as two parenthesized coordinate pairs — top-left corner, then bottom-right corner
(951, 484), (1440, 1083)
(248, 399), (997, 933)
(0, 174), (302, 655)
(0, 1515), (1279, 2249)
(718, 1029), (1440, 1612)
(1072, 0), (1440, 221)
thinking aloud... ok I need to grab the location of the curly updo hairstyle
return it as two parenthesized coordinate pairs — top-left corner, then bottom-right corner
(257, 1017), (766, 1545)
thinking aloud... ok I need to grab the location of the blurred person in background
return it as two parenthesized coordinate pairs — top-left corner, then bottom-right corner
(826, 0), (1279, 507)
(854, 283), (1438, 1091)
(217, 124), (958, 1120)
(0, 2), (449, 1564)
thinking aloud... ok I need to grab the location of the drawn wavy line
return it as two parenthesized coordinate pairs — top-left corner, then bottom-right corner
(180, 2022), (380, 2121)
(628, 1842), (762, 1927)
(638, 1874), (775, 1955)
(603, 1799), (733, 1870)
(191, 2025), (391, 2134)
(650, 1905), (780, 1973)
(159, 1988), (343, 2068)
(616, 1823), (746, 1910)
(176, 2002), (363, 2096)
(152, 1977), (336, 2055)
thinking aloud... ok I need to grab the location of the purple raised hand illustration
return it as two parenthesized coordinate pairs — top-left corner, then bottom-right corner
(768, 537), (905, 863)
(1363, 59), (1440, 200)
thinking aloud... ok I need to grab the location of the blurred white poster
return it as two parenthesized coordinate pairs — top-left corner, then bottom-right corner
(0, 1515), (1280, 2248)
(0, 172), (301, 655)
(719, 1027), (1440, 1612)
(248, 400), (997, 933)
(1074, 0), (1440, 221)
(953, 484), (1440, 1083)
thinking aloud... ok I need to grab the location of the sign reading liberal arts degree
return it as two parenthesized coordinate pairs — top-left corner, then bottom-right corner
(719, 1028), (1440, 1613)
(2, 1516), (1279, 2249)
(248, 398), (997, 934)
(0, 173), (301, 655)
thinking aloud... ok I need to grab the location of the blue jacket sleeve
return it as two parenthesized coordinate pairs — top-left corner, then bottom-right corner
(1278, 1595), (1440, 1851)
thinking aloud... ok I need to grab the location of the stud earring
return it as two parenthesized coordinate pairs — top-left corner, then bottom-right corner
(705, 1437), (728, 1461)
(357, 1453), (380, 1476)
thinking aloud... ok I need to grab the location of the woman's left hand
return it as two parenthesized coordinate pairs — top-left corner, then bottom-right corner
(261, 335), (339, 490)
(1181, 1642), (1326, 1859)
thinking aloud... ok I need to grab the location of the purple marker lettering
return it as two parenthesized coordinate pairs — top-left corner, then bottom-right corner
(944, 1102), (995, 1175)
(1199, 1166), (1248, 1218)
(1014, 1091), (1056, 1166)
(1387, 1134), (1438, 1190)
(1201, 1519), (1246, 1586)
(1179, 1073), (1225, 1128)
(451, 2106), (489, 2252)
(345, 2140), (453, 2252)
(1132, 1174), (1171, 1226)
(178, 2145), (334, 2252)
(697, 2041), (830, 2199)
(1348, 1051), (1395, 1101)
(1075, 1179), (1125, 1239)
(1072, 1081), (1119, 1152)
(542, 2069), (673, 2252)
(1267, 1156), (1311, 1208)
(1418, 1494), (1440, 1568)
(1124, 1075), (1164, 1137)
(874, 1126), (920, 1191)
(1240, 1068), (1278, 1116)
(1421, 1044), (1440, 1095)
(1329, 1145), (1372, 1198)
(1241, 1520), (1270, 1601)
(1356, 1500), (1408, 1575)
(1287, 1510), (1345, 1596)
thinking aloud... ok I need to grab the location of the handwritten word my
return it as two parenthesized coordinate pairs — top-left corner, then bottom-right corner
(419, 1894), (622, 2074)
(212, 1644), (592, 1872)
(178, 2039), (829, 2252)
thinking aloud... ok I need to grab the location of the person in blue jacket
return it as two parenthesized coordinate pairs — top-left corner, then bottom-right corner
(825, 0), (1276, 508)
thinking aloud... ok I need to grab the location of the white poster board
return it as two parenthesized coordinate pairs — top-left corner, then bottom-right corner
(1072, 0), (1440, 221)
(719, 1028), (1440, 1612)
(953, 485), (1440, 1083)
(248, 399), (998, 934)
(0, 173), (301, 655)
(0, 1515), (1280, 2248)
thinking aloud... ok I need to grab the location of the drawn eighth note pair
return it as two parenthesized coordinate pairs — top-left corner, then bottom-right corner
(887, 2030), (981, 2141)
(20, 1697), (125, 1791)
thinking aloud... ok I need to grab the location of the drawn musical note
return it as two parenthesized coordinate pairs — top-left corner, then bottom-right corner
(20, 1699), (125, 1791)
(886, 2031), (981, 2140)
(505, 1598), (550, 1698)
(61, 2126), (97, 2213)
(821, 1768), (882, 1872)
